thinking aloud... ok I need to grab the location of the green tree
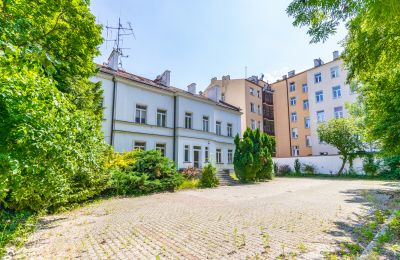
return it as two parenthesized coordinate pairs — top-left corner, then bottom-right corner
(286, 0), (400, 155)
(0, 0), (108, 211)
(317, 118), (363, 175)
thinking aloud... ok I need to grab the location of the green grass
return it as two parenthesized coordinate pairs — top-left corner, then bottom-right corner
(0, 210), (38, 257)
(177, 179), (199, 190)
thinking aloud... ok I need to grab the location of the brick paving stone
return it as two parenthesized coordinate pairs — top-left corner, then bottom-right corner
(11, 178), (398, 259)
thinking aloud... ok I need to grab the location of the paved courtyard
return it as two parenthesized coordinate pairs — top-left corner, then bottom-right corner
(13, 178), (398, 259)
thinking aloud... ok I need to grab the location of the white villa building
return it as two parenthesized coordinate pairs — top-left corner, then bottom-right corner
(94, 51), (242, 170)
(307, 52), (358, 155)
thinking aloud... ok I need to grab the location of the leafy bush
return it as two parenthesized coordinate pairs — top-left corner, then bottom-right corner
(362, 154), (380, 176)
(180, 167), (198, 180)
(277, 165), (292, 176)
(199, 164), (219, 188)
(294, 159), (301, 174)
(234, 128), (275, 182)
(107, 150), (183, 195)
(178, 179), (200, 190)
(273, 162), (278, 176)
(379, 156), (400, 180)
(302, 164), (316, 175)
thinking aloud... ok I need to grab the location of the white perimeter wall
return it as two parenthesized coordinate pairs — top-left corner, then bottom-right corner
(273, 155), (363, 174)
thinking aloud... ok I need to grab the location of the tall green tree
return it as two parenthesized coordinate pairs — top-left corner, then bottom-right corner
(287, 0), (400, 155)
(317, 118), (363, 175)
(0, 0), (108, 211)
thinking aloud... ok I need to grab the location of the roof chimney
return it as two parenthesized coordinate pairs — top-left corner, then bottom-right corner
(313, 58), (324, 67)
(288, 70), (295, 77)
(187, 83), (196, 94)
(107, 49), (120, 70)
(282, 75), (287, 80)
(211, 77), (217, 83)
(260, 73), (264, 81)
(333, 50), (339, 60)
(222, 75), (230, 80)
(156, 70), (171, 87)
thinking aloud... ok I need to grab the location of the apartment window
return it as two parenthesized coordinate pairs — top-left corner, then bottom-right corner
(306, 135), (311, 147)
(315, 91), (324, 103)
(330, 66), (339, 78)
(216, 149), (222, 164)
(227, 123), (233, 137)
(203, 116), (209, 132)
(134, 141), (146, 150)
(135, 105), (147, 124)
(257, 105), (261, 115)
(289, 82), (295, 92)
(257, 90), (260, 98)
(302, 84), (308, 93)
(185, 112), (192, 129)
(317, 110), (325, 123)
(228, 149), (233, 164)
(332, 85), (341, 99)
(251, 119), (256, 130)
(314, 73), (322, 83)
(184, 145), (190, 162)
(334, 106), (344, 118)
(216, 121), (222, 135)
(157, 109), (167, 127)
(156, 143), (166, 156)
(303, 99), (309, 110)
(249, 87), (255, 95)
(291, 112), (297, 122)
(292, 145), (300, 157)
(290, 97), (296, 106)
(221, 93), (225, 101)
(205, 147), (209, 162)
(291, 128), (298, 139)
(257, 121), (261, 129)
(304, 117), (310, 128)
(250, 102), (256, 113)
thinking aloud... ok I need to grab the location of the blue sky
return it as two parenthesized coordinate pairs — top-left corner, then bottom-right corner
(90, 0), (347, 91)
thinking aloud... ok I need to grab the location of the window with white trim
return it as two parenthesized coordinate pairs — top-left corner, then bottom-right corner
(289, 82), (295, 92)
(216, 149), (222, 163)
(302, 84), (308, 93)
(332, 85), (341, 99)
(216, 121), (222, 135)
(291, 112), (297, 122)
(184, 145), (190, 162)
(185, 112), (192, 129)
(304, 117), (310, 128)
(135, 105), (147, 124)
(134, 141), (146, 150)
(228, 149), (233, 164)
(334, 106), (344, 118)
(156, 143), (166, 156)
(306, 135), (311, 147)
(202, 116), (209, 132)
(291, 128), (298, 139)
(315, 91), (324, 103)
(251, 119), (256, 130)
(205, 147), (209, 162)
(290, 97), (296, 106)
(317, 110), (325, 123)
(250, 102), (256, 112)
(303, 99), (309, 110)
(330, 67), (339, 78)
(227, 123), (233, 137)
(157, 109), (167, 127)
(314, 73), (322, 83)
(292, 145), (300, 157)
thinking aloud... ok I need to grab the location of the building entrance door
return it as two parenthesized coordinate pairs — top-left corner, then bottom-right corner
(193, 146), (201, 168)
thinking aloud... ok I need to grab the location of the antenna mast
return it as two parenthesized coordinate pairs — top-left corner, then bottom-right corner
(105, 18), (135, 68)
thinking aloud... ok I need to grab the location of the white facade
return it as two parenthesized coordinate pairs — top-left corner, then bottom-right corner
(94, 66), (241, 171)
(307, 59), (358, 155)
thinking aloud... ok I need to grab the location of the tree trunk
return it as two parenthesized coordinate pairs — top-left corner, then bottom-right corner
(337, 156), (347, 176)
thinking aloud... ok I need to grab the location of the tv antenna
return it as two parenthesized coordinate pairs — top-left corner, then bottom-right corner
(105, 18), (135, 68)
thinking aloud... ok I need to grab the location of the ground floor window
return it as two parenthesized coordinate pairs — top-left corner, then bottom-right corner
(228, 149), (233, 164)
(134, 141), (146, 150)
(184, 145), (190, 162)
(216, 149), (222, 163)
(205, 147), (209, 162)
(292, 145), (299, 157)
(156, 143), (166, 156)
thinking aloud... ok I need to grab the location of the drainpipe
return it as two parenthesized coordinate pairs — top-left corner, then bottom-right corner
(110, 75), (117, 147)
(173, 95), (177, 164)
(284, 77), (292, 156)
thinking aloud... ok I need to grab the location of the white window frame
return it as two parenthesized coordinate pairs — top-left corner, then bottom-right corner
(249, 87), (255, 96)
(303, 99), (309, 110)
(227, 123), (233, 137)
(289, 82), (295, 92)
(157, 109), (167, 127)
(250, 102), (256, 113)
(292, 145), (300, 157)
(216, 121), (222, 135)
(302, 84), (308, 93)
(332, 85), (342, 99)
(291, 112), (297, 122)
(306, 135), (311, 147)
(134, 141), (146, 150)
(334, 106), (344, 118)
(290, 97), (296, 106)
(304, 117), (310, 129)
(204, 147), (209, 163)
(228, 149), (233, 164)
(315, 91), (324, 103)
(251, 119), (256, 130)
(216, 149), (222, 164)
(291, 128), (298, 139)
(202, 116), (209, 132)
(317, 110), (325, 123)
(184, 145), (190, 162)
(135, 105), (147, 124)
(330, 67), (339, 78)
(185, 112), (192, 129)
(155, 143), (166, 156)
(314, 73), (322, 83)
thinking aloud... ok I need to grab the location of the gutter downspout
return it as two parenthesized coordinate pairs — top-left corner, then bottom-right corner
(284, 77), (292, 156)
(110, 75), (117, 147)
(173, 95), (177, 164)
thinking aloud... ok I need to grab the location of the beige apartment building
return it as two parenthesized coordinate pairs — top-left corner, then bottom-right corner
(204, 76), (264, 135)
(271, 70), (312, 157)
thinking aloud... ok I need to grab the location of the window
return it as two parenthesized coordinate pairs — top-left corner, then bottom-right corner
(135, 105), (147, 124)
(302, 84), (308, 93)
(156, 143), (166, 156)
(290, 97), (296, 106)
(257, 121), (261, 129)
(203, 116), (209, 132)
(334, 106), (344, 118)
(289, 82), (295, 92)
(157, 109), (167, 127)
(257, 90), (260, 98)
(292, 146), (300, 157)
(304, 117), (310, 128)
(249, 87), (255, 95)
(314, 73), (322, 83)
(221, 93), (225, 101)
(216, 149), (222, 164)
(228, 150), (233, 164)
(227, 123), (233, 137)
(291, 112), (297, 122)
(317, 110), (325, 123)
(134, 141), (146, 150)
(251, 119), (256, 130)
(258, 105), (261, 115)
(315, 91), (324, 103)
(216, 121), (222, 135)
(303, 99), (309, 110)
(330, 66), (339, 78)
(306, 135), (311, 147)
(250, 102), (256, 113)
(184, 145), (190, 162)
(291, 128), (298, 139)
(185, 112), (192, 129)
(332, 85), (341, 99)
(205, 147), (209, 162)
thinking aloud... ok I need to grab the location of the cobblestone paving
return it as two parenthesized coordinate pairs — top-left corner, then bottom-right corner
(13, 178), (397, 259)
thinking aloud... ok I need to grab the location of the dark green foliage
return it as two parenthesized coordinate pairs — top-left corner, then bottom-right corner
(107, 150), (183, 195)
(302, 164), (316, 175)
(277, 165), (292, 176)
(199, 164), (219, 188)
(294, 159), (301, 174)
(379, 156), (400, 180)
(362, 154), (380, 176)
(0, 0), (108, 212)
(233, 128), (275, 182)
